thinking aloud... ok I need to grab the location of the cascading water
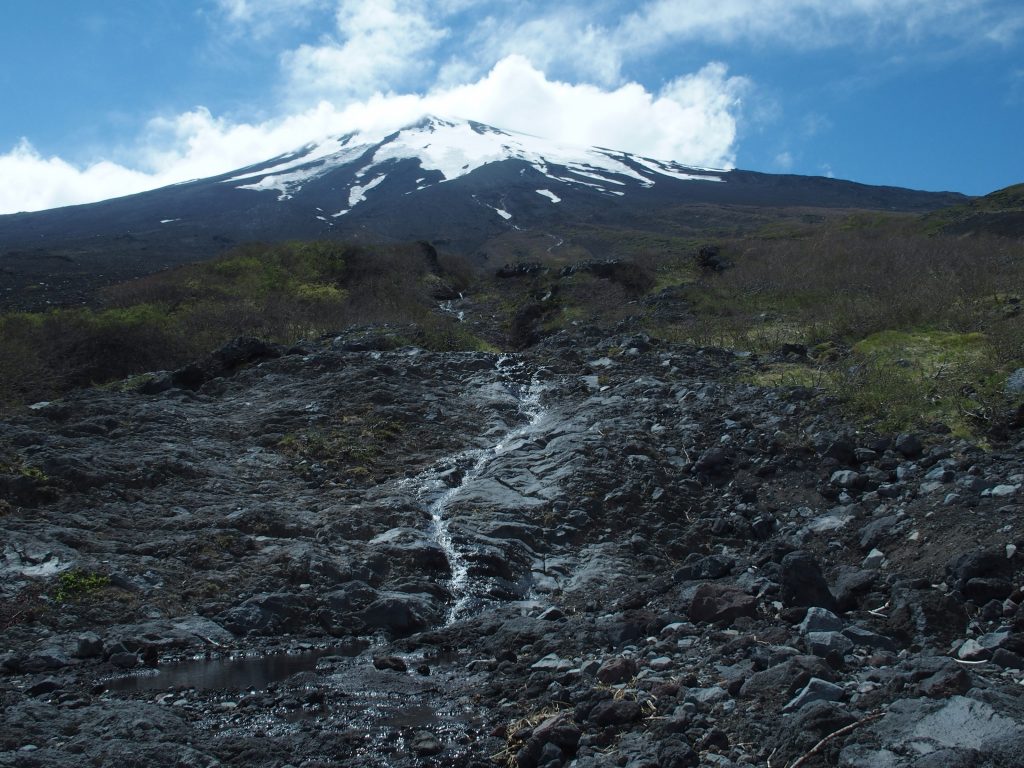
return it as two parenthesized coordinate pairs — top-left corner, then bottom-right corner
(405, 357), (547, 625)
(438, 294), (466, 322)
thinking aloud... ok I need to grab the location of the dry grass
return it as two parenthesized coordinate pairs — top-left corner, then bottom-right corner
(0, 240), (485, 411)
(3, 219), (1021, 437)
(491, 705), (573, 767)
(692, 231), (1023, 345)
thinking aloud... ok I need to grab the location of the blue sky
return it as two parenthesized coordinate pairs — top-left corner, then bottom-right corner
(1, 0), (1022, 213)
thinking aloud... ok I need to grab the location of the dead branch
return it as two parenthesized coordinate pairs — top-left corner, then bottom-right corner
(786, 711), (885, 768)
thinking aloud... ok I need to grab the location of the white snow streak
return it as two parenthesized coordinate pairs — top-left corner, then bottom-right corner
(230, 139), (373, 198)
(348, 174), (386, 207)
(630, 156), (724, 183)
(536, 189), (561, 203)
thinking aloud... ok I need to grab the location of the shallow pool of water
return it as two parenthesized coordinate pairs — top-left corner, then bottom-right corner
(104, 648), (340, 692)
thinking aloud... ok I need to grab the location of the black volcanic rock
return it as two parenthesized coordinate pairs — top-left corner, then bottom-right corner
(780, 551), (839, 611)
(2, 329), (1024, 767)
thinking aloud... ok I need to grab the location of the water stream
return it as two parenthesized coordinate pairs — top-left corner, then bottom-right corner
(406, 357), (547, 624)
(438, 295), (466, 322)
(103, 359), (554, 697)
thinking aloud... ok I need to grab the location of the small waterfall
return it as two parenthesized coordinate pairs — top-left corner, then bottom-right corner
(409, 359), (546, 624)
(438, 299), (466, 323)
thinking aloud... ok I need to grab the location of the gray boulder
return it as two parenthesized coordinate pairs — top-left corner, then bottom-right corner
(780, 551), (838, 611)
(359, 594), (434, 635)
(218, 592), (314, 636)
(1006, 368), (1024, 394)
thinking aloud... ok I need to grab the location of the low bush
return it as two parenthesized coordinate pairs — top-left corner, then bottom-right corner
(0, 240), (486, 412)
(637, 220), (1024, 435)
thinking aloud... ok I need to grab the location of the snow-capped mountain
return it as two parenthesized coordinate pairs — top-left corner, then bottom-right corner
(0, 116), (966, 306)
(221, 116), (724, 214)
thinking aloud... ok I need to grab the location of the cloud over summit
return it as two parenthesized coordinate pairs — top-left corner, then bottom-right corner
(0, 53), (747, 214)
(0, 0), (1019, 213)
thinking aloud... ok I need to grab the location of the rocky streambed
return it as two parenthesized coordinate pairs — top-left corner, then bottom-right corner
(2, 328), (1024, 767)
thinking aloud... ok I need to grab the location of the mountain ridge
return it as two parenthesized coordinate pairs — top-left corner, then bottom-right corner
(0, 115), (970, 308)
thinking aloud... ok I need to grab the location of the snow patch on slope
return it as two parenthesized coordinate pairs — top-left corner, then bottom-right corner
(536, 189), (561, 203)
(631, 157), (724, 183)
(230, 139), (374, 199)
(348, 174), (386, 207)
(372, 121), (507, 182)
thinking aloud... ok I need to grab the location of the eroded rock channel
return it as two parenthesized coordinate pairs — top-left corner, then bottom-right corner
(2, 329), (1024, 767)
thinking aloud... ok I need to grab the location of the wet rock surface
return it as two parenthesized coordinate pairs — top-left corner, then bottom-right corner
(2, 328), (1024, 766)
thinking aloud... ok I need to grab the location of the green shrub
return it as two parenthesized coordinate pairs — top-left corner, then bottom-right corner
(0, 239), (485, 412)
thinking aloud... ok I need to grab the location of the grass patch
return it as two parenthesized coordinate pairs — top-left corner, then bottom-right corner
(276, 409), (411, 483)
(746, 363), (831, 389)
(839, 330), (1006, 435)
(650, 257), (699, 291)
(853, 330), (988, 360)
(52, 570), (111, 604)
(742, 329), (1019, 436)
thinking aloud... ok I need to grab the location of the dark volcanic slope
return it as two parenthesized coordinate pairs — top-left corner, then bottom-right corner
(2, 327), (1024, 767)
(0, 117), (967, 306)
(927, 182), (1024, 238)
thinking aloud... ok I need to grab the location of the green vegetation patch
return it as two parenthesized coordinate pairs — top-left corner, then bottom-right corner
(739, 328), (1022, 438)
(0, 446), (52, 485)
(650, 259), (699, 292)
(656, 221), (1024, 437)
(838, 330), (1011, 435)
(853, 330), (988, 364)
(746, 363), (831, 389)
(0, 240), (482, 412)
(52, 570), (111, 603)
(277, 410), (410, 482)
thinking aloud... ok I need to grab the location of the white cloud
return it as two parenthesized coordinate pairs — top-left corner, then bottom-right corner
(985, 13), (1024, 45)
(214, 0), (331, 35)
(614, 0), (1004, 50)
(0, 140), (156, 215)
(773, 151), (794, 171)
(454, 0), (1019, 84)
(427, 57), (748, 166)
(281, 0), (447, 101)
(0, 56), (748, 214)
(462, 10), (623, 85)
(217, 0), (254, 23)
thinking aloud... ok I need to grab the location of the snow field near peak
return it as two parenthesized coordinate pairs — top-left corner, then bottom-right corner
(224, 116), (725, 215)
